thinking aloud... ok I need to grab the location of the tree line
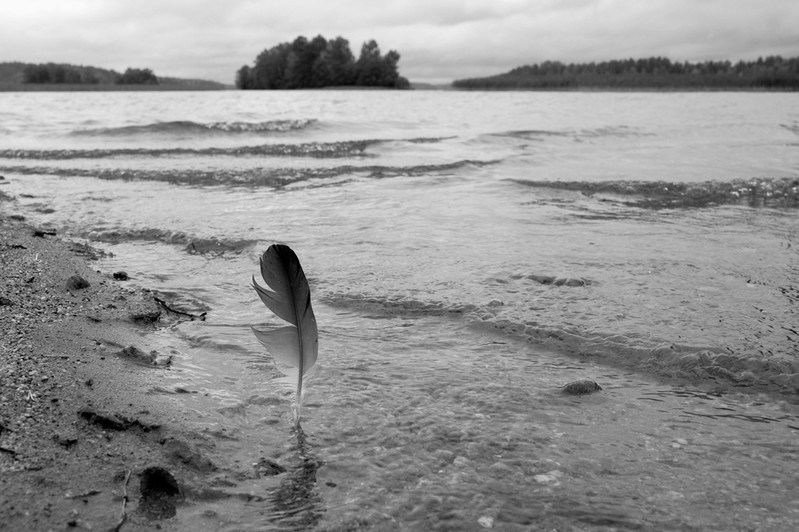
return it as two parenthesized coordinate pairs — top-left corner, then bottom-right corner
(236, 35), (409, 90)
(453, 56), (799, 90)
(22, 63), (158, 85)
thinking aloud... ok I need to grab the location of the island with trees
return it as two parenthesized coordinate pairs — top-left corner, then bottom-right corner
(236, 35), (409, 90)
(453, 56), (799, 90)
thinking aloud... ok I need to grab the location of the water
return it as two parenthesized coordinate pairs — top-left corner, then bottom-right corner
(1, 90), (799, 530)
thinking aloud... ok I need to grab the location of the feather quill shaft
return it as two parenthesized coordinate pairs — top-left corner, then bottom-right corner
(252, 244), (318, 426)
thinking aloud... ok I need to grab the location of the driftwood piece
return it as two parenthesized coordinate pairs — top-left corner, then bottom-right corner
(154, 297), (207, 321)
(110, 469), (131, 532)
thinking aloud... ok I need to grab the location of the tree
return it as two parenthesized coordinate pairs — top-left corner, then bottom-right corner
(355, 40), (384, 86)
(253, 43), (291, 89)
(116, 68), (158, 84)
(235, 65), (252, 89)
(381, 50), (403, 87)
(23, 64), (51, 83)
(314, 36), (356, 86)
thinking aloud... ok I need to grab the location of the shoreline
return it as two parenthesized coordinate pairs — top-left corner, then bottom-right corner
(0, 213), (225, 530)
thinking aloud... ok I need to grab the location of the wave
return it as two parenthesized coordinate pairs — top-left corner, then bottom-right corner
(490, 125), (650, 141)
(780, 122), (799, 136)
(0, 136), (450, 161)
(511, 177), (799, 209)
(69, 119), (318, 137)
(510, 273), (593, 287)
(466, 308), (799, 397)
(323, 291), (477, 317)
(83, 227), (259, 255)
(324, 291), (799, 396)
(0, 139), (378, 160)
(0, 159), (496, 189)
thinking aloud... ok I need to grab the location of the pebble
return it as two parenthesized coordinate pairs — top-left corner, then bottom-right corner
(561, 379), (602, 395)
(453, 456), (469, 467)
(65, 275), (90, 291)
(478, 516), (494, 528)
(533, 470), (563, 485)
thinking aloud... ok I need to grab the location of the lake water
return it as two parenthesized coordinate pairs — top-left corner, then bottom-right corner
(1, 90), (799, 531)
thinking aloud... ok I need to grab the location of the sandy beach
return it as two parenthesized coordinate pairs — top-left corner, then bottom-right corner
(0, 212), (230, 531)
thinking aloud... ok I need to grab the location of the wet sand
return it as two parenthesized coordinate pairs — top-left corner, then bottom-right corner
(0, 214), (224, 530)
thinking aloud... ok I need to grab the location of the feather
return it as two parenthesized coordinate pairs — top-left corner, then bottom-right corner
(251, 244), (318, 427)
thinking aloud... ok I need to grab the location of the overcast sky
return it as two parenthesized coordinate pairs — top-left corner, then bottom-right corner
(2, 0), (797, 84)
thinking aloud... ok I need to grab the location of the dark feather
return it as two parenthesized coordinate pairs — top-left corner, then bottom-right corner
(252, 244), (318, 426)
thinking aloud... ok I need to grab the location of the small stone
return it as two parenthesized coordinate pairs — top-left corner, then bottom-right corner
(478, 516), (494, 528)
(116, 345), (156, 365)
(434, 450), (455, 463)
(53, 432), (78, 448)
(66, 276), (90, 291)
(453, 456), (469, 467)
(113, 271), (129, 281)
(533, 470), (563, 485)
(115, 346), (171, 367)
(561, 379), (602, 395)
(253, 458), (286, 477)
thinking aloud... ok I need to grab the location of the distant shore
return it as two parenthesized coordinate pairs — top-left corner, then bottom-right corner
(4, 82), (797, 93)
(0, 82), (231, 92)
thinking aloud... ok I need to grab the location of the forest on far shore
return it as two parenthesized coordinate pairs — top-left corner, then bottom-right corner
(21, 63), (158, 85)
(236, 35), (409, 90)
(0, 62), (226, 90)
(453, 56), (799, 90)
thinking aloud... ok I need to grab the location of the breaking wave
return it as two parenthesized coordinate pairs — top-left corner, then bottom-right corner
(0, 139), (379, 160)
(512, 177), (799, 209)
(69, 119), (319, 137)
(0, 137), (450, 161)
(83, 227), (259, 255)
(0, 160), (496, 188)
(490, 125), (651, 141)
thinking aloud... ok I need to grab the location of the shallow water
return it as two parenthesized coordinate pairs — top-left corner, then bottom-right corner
(1, 90), (799, 530)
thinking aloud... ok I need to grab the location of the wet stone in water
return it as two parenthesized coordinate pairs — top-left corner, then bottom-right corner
(254, 457), (286, 477)
(561, 379), (603, 395)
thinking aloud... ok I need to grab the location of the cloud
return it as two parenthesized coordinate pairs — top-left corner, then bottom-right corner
(1, 0), (797, 84)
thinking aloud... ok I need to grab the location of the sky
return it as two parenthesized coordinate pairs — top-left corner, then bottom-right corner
(1, 0), (797, 85)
